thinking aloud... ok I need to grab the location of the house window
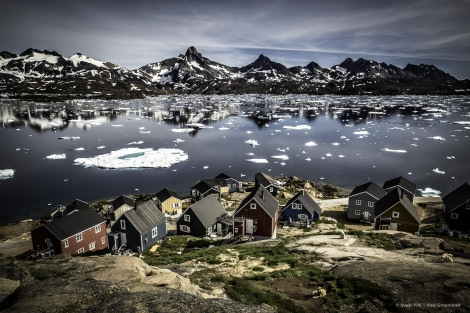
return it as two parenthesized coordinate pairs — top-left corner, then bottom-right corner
(292, 203), (297, 209)
(64, 239), (69, 248)
(355, 210), (361, 215)
(298, 203), (303, 210)
(89, 242), (95, 250)
(120, 220), (126, 230)
(298, 214), (307, 220)
(234, 227), (239, 234)
(368, 201), (374, 208)
(152, 227), (158, 238)
(95, 224), (101, 233)
(76, 233), (83, 242)
(355, 200), (362, 205)
(77, 247), (85, 254)
(184, 214), (190, 222)
(270, 187), (274, 192)
(233, 183), (236, 188)
(101, 237), (105, 244)
(180, 225), (190, 233)
(451, 213), (459, 219)
(250, 203), (256, 209)
(173, 202), (180, 208)
(392, 212), (400, 218)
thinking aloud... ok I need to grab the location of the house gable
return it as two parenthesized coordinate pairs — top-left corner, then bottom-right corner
(442, 182), (470, 232)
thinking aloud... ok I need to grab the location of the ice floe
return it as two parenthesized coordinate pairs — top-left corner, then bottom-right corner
(97, 145), (106, 149)
(126, 141), (144, 145)
(353, 130), (370, 136)
(245, 139), (259, 147)
(246, 158), (269, 163)
(428, 136), (445, 141)
(432, 168), (445, 174)
(304, 141), (317, 147)
(0, 169), (15, 179)
(58, 136), (80, 140)
(171, 128), (195, 133)
(271, 155), (289, 160)
(173, 139), (185, 143)
(418, 187), (441, 197)
(75, 147), (85, 151)
(46, 154), (66, 160)
(381, 148), (407, 153)
(283, 125), (311, 130)
(74, 147), (188, 169)
(219, 127), (230, 130)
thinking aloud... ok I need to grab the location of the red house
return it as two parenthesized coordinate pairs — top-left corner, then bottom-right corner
(233, 185), (279, 240)
(31, 205), (107, 256)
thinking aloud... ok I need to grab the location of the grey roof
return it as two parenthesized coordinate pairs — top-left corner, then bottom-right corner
(155, 188), (182, 202)
(237, 185), (278, 218)
(255, 172), (277, 188)
(52, 199), (91, 218)
(284, 190), (322, 215)
(443, 182), (470, 213)
(43, 206), (105, 240)
(349, 182), (387, 199)
(111, 195), (135, 210)
(375, 189), (420, 223)
(186, 194), (226, 228)
(383, 176), (417, 195)
(123, 200), (166, 235)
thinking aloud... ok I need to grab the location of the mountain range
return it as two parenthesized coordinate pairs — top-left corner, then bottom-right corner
(1, 46), (469, 101)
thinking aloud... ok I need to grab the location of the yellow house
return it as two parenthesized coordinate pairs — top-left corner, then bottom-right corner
(155, 188), (183, 216)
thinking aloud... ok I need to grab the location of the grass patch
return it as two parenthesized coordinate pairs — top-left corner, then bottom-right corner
(29, 264), (76, 280)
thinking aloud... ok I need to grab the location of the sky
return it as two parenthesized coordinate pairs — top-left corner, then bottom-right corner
(1, 0), (470, 79)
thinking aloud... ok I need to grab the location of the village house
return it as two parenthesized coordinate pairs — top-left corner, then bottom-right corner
(31, 203), (107, 256)
(442, 182), (470, 233)
(215, 173), (243, 193)
(374, 188), (421, 234)
(233, 185), (279, 240)
(280, 190), (322, 226)
(109, 200), (166, 254)
(108, 195), (135, 226)
(383, 176), (417, 202)
(50, 199), (90, 220)
(190, 179), (222, 201)
(155, 188), (183, 217)
(347, 182), (387, 222)
(176, 194), (231, 238)
(255, 172), (279, 196)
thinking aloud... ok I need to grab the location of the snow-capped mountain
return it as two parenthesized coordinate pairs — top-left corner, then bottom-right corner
(0, 46), (467, 100)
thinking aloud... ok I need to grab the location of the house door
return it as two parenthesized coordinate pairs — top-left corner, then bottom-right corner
(246, 219), (254, 234)
(363, 211), (369, 220)
(390, 223), (398, 231)
(120, 232), (127, 246)
(217, 223), (222, 234)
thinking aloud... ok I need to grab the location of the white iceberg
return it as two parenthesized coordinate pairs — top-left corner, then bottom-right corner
(353, 130), (370, 135)
(283, 125), (311, 130)
(173, 139), (186, 143)
(246, 158), (269, 164)
(74, 147), (188, 169)
(0, 169), (15, 179)
(432, 168), (445, 174)
(171, 128), (195, 133)
(245, 139), (259, 147)
(428, 136), (446, 141)
(271, 155), (289, 160)
(304, 141), (317, 147)
(58, 136), (80, 140)
(46, 154), (66, 160)
(126, 141), (144, 145)
(381, 148), (407, 153)
(75, 147), (85, 151)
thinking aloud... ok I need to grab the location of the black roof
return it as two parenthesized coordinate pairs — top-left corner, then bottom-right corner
(155, 188), (182, 202)
(111, 195), (135, 210)
(443, 182), (470, 213)
(349, 182), (387, 199)
(375, 189), (420, 223)
(122, 200), (166, 235)
(237, 185), (278, 218)
(43, 206), (105, 240)
(383, 176), (417, 195)
(192, 180), (221, 194)
(255, 172), (278, 188)
(284, 190), (322, 215)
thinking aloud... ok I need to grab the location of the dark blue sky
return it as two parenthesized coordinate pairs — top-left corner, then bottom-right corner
(1, 0), (469, 79)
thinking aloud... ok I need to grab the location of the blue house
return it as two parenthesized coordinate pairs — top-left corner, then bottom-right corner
(347, 182), (387, 222)
(109, 200), (166, 254)
(280, 190), (322, 225)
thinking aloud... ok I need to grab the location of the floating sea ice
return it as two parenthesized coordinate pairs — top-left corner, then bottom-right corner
(219, 127), (230, 130)
(446, 156), (455, 159)
(428, 136), (445, 141)
(0, 169), (15, 179)
(140, 130), (151, 134)
(432, 168), (445, 174)
(304, 141), (317, 147)
(353, 130), (370, 136)
(74, 147), (188, 169)
(126, 141), (144, 145)
(246, 130), (253, 134)
(97, 145), (106, 149)
(46, 154), (66, 160)
(111, 124), (124, 127)
(245, 139), (259, 147)
(58, 136), (80, 140)
(418, 187), (441, 197)
(271, 155), (289, 160)
(246, 158), (269, 164)
(381, 148), (407, 153)
(453, 121), (470, 125)
(245, 152), (255, 156)
(173, 139), (185, 143)
(305, 157), (311, 161)
(203, 166), (209, 169)
(171, 128), (195, 133)
(283, 125), (311, 130)
(331, 142), (340, 146)
(325, 153), (332, 157)
(75, 147), (85, 151)
(338, 155), (345, 158)
(279, 162), (286, 166)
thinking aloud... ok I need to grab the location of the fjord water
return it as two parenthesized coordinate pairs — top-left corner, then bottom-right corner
(1, 95), (469, 224)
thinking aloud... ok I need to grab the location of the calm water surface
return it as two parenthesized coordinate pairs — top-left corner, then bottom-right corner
(1, 94), (469, 224)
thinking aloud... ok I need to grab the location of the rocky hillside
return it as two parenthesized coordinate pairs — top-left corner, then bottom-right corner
(1, 47), (469, 101)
